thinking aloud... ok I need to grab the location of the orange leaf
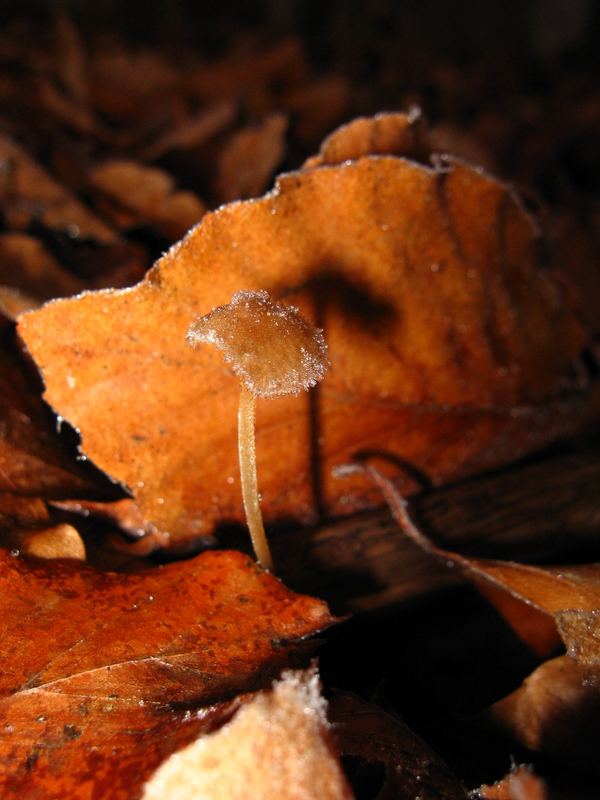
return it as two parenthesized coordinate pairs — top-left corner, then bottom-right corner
(476, 764), (547, 800)
(18, 117), (594, 543)
(0, 548), (333, 798)
(489, 656), (600, 773)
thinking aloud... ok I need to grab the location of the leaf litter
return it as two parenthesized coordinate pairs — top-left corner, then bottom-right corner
(0, 17), (598, 793)
(355, 456), (600, 774)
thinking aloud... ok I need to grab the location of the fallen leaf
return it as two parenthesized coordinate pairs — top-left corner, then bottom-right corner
(0, 330), (114, 507)
(3, 522), (86, 560)
(143, 667), (352, 800)
(0, 494), (49, 529)
(283, 75), (350, 145)
(304, 109), (429, 168)
(0, 548), (334, 798)
(551, 214), (600, 338)
(0, 286), (39, 321)
(52, 12), (88, 106)
(36, 76), (107, 141)
(0, 135), (148, 289)
(52, 497), (158, 542)
(489, 656), (600, 773)
(88, 160), (206, 242)
(0, 232), (85, 300)
(214, 113), (287, 202)
(356, 460), (600, 662)
(556, 607), (600, 669)
(356, 461), (600, 771)
(139, 101), (237, 162)
(89, 46), (180, 124)
(0, 134), (115, 243)
(475, 764), (547, 800)
(184, 39), (307, 102)
(18, 119), (596, 542)
(330, 692), (468, 800)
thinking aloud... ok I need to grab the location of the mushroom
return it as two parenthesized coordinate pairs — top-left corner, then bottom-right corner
(187, 290), (328, 571)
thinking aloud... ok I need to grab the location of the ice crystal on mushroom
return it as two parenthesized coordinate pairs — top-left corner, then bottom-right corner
(187, 290), (328, 398)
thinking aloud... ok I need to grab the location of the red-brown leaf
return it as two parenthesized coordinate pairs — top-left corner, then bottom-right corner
(17, 119), (595, 543)
(0, 548), (333, 798)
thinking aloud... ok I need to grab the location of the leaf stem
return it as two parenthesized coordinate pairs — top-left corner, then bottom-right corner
(238, 385), (274, 571)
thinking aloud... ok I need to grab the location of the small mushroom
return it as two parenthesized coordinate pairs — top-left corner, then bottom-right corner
(187, 290), (328, 571)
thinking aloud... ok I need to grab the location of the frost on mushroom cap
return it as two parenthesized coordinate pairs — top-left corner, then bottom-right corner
(187, 290), (328, 398)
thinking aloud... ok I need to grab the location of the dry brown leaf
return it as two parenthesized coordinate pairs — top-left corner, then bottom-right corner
(89, 160), (206, 242)
(284, 75), (350, 145)
(0, 548), (334, 798)
(0, 134), (116, 242)
(53, 13), (88, 106)
(89, 47), (180, 124)
(214, 113), (287, 202)
(555, 607), (600, 669)
(36, 76), (108, 141)
(475, 764), (547, 800)
(0, 494), (49, 529)
(0, 286), (39, 321)
(140, 101), (237, 162)
(358, 461), (600, 772)
(304, 109), (429, 168)
(0, 232), (85, 300)
(184, 39), (307, 102)
(18, 122), (595, 543)
(551, 214), (600, 338)
(489, 656), (600, 772)
(359, 461), (600, 663)
(0, 332), (114, 508)
(143, 668), (353, 800)
(330, 691), (468, 800)
(52, 497), (171, 556)
(3, 522), (86, 560)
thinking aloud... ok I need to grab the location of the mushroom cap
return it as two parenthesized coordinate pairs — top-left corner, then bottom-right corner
(187, 290), (328, 398)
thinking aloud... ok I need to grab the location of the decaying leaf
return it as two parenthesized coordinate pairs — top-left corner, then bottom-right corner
(51, 497), (165, 552)
(18, 116), (596, 543)
(0, 286), (39, 321)
(0, 322), (116, 553)
(489, 656), (600, 773)
(283, 75), (350, 145)
(0, 233), (85, 301)
(88, 160), (206, 242)
(143, 667), (352, 800)
(3, 522), (86, 560)
(304, 109), (429, 168)
(0, 135), (149, 290)
(356, 459), (600, 662)
(184, 38), (307, 102)
(0, 331), (114, 510)
(0, 548), (333, 798)
(474, 764), (547, 800)
(0, 134), (115, 243)
(214, 113), (287, 202)
(330, 692), (468, 800)
(357, 460), (600, 771)
(139, 101), (237, 162)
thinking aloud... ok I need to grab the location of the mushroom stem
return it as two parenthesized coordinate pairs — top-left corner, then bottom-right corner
(238, 384), (274, 571)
